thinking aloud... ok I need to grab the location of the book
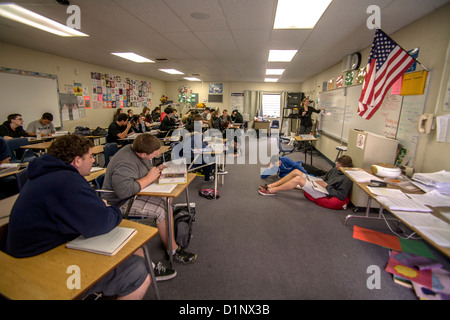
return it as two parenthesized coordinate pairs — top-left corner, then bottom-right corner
(66, 227), (136, 256)
(306, 175), (329, 194)
(0, 163), (20, 175)
(159, 160), (187, 184)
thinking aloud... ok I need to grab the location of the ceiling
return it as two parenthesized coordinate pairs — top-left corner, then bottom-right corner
(0, 0), (448, 83)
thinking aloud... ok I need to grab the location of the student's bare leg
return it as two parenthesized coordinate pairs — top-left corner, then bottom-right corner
(269, 175), (307, 193)
(267, 169), (305, 188)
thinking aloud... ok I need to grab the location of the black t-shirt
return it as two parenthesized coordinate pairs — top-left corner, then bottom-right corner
(0, 122), (30, 138)
(107, 122), (129, 143)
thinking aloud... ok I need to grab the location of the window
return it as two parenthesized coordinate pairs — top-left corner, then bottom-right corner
(262, 93), (281, 118)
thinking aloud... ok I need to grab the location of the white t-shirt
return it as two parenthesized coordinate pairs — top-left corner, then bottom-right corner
(26, 120), (55, 135)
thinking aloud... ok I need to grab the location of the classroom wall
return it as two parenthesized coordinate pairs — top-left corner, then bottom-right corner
(299, 3), (450, 173)
(0, 42), (167, 133)
(165, 81), (302, 116)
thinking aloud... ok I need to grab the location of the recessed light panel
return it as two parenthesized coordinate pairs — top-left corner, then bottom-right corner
(111, 52), (154, 63)
(268, 50), (298, 62)
(274, 0), (333, 29)
(159, 69), (184, 74)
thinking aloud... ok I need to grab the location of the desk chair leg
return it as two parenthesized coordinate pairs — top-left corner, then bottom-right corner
(166, 197), (174, 268)
(142, 245), (161, 300)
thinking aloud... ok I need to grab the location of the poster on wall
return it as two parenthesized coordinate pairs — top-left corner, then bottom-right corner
(209, 83), (223, 94)
(230, 93), (244, 114)
(90, 72), (152, 109)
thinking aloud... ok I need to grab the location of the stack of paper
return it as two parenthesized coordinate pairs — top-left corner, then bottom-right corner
(344, 169), (383, 183)
(375, 196), (432, 212)
(412, 170), (450, 194)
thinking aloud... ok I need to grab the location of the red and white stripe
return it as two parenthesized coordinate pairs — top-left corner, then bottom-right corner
(358, 46), (414, 120)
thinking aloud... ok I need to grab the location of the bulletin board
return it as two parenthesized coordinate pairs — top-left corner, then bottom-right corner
(0, 68), (62, 128)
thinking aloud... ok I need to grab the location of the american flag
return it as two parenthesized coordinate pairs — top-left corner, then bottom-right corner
(358, 29), (415, 119)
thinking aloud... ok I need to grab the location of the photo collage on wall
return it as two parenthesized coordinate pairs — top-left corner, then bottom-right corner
(90, 72), (152, 109)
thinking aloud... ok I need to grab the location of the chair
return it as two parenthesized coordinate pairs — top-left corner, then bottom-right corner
(278, 137), (295, 156)
(103, 143), (119, 167)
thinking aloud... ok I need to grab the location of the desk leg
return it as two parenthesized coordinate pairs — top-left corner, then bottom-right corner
(214, 156), (218, 199)
(166, 197), (174, 268)
(345, 197), (399, 225)
(142, 245), (161, 300)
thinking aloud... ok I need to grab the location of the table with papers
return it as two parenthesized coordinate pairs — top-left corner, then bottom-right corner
(342, 168), (450, 258)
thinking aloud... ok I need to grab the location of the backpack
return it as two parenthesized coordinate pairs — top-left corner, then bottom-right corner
(91, 126), (108, 136)
(173, 205), (196, 249)
(199, 188), (219, 200)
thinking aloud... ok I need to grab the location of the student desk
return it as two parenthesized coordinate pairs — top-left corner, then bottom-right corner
(137, 172), (196, 267)
(0, 219), (160, 300)
(293, 135), (317, 165)
(341, 168), (450, 259)
(191, 144), (225, 198)
(20, 141), (52, 155)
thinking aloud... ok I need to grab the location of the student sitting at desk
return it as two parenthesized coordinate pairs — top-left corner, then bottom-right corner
(130, 114), (149, 134)
(181, 114), (214, 182)
(102, 133), (197, 264)
(258, 156), (353, 209)
(26, 112), (56, 137)
(159, 106), (179, 132)
(231, 109), (243, 124)
(0, 113), (30, 140)
(106, 113), (133, 143)
(151, 106), (161, 122)
(5, 134), (152, 299)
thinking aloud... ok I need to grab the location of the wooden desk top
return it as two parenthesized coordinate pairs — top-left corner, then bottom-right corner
(0, 219), (158, 300)
(341, 168), (450, 258)
(21, 141), (52, 150)
(293, 135), (318, 141)
(137, 173), (196, 198)
(85, 168), (106, 182)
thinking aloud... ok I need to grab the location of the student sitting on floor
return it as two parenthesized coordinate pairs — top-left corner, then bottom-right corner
(258, 155), (353, 209)
(260, 155), (327, 179)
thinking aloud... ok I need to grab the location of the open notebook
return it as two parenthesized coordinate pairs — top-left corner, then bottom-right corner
(66, 227), (136, 256)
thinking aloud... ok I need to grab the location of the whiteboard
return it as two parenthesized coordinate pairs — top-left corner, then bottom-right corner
(0, 70), (61, 129)
(319, 85), (402, 142)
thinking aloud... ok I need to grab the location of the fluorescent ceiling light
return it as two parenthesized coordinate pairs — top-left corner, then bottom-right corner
(268, 50), (298, 62)
(274, 0), (333, 29)
(159, 69), (184, 74)
(111, 52), (154, 63)
(0, 3), (88, 36)
(264, 78), (279, 82)
(184, 77), (201, 81)
(266, 69), (285, 75)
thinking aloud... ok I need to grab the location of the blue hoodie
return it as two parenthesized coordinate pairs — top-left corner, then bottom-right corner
(261, 156), (307, 179)
(5, 154), (122, 258)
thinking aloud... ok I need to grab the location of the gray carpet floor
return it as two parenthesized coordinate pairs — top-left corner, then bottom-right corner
(142, 136), (449, 300)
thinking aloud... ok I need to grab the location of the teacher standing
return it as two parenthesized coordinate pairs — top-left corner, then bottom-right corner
(298, 97), (324, 135)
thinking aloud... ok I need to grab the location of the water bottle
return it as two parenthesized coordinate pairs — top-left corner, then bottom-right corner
(36, 129), (41, 140)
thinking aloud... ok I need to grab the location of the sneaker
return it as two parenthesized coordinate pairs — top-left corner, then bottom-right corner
(217, 170), (228, 175)
(258, 187), (276, 196)
(203, 175), (214, 182)
(166, 247), (197, 264)
(153, 261), (177, 281)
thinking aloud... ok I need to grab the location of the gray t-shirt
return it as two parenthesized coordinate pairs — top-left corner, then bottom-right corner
(26, 120), (55, 135)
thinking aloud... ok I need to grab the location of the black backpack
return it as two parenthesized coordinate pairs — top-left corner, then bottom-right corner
(173, 205), (196, 249)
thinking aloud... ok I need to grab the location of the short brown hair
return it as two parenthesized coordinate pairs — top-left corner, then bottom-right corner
(132, 133), (161, 154)
(337, 155), (353, 167)
(47, 134), (93, 164)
